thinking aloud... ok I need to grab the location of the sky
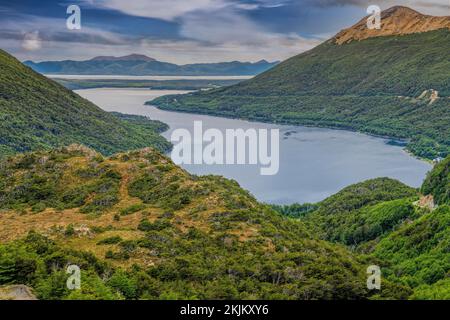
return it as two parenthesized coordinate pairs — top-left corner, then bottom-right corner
(0, 0), (449, 64)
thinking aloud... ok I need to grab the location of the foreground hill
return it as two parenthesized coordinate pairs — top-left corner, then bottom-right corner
(1, 147), (448, 299)
(150, 7), (450, 159)
(24, 54), (278, 76)
(297, 156), (450, 299)
(371, 205), (450, 299)
(0, 49), (171, 158)
(0, 145), (372, 300)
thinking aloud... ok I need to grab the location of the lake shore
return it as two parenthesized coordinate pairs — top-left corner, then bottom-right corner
(76, 87), (431, 204)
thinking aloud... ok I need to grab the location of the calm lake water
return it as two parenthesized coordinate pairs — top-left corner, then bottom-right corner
(76, 87), (432, 205)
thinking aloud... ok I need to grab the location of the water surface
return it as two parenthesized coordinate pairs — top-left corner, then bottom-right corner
(76, 87), (432, 204)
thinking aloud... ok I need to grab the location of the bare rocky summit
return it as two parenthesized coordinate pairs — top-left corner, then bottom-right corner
(334, 6), (450, 44)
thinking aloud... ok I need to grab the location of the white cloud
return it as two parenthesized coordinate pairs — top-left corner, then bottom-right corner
(19, 0), (317, 63)
(7, 0), (447, 64)
(22, 31), (41, 51)
(83, 0), (228, 21)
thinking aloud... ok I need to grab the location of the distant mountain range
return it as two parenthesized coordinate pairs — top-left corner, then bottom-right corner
(23, 55), (279, 76)
(151, 6), (450, 160)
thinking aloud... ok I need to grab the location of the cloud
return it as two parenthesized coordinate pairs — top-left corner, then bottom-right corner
(83, 0), (290, 20)
(22, 31), (41, 51)
(3, 0), (447, 64)
(175, 3), (321, 62)
(83, 0), (228, 21)
(1, 13), (127, 47)
(9, 0), (316, 63)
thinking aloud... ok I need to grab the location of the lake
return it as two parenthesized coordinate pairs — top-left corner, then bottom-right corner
(76, 87), (432, 205)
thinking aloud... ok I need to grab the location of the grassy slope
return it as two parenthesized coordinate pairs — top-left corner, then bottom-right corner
(1, 147), (448, 299)
(0, 49), (171, 158)
(0, 146), (371, 300)
(150, 30), (450, 159)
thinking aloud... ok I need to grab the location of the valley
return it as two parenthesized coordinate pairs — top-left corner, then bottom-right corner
(76, 87), (431, 204)
(0, 4), (448, 302)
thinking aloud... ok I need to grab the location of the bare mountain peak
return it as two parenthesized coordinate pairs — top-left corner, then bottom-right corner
(383, 6), (419, 15)
(334, 6), (450, 45)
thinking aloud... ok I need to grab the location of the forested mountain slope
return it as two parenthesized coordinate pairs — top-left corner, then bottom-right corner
(150, 7), (450, 159)
(0, 49), (171, 158)
(298, 156), (450, 299)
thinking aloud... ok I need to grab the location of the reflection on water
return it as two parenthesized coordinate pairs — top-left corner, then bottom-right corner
(76, 87), (432, 204)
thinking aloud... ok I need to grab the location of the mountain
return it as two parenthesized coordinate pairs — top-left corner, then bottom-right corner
(150, 7), (450, 159)
(23, 56), (279, 76)
(89, 54), (156, 62)
(0, 49), (171, 158)
(334, 6), (450, 44)
(0, 145), (370, 300)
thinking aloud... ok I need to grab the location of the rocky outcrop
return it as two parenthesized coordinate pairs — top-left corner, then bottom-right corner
(0, 285), (37, 300)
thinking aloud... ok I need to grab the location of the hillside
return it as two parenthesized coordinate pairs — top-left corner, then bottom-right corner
(0, 145), (371, 300)
(150, 7), (450, 159)
(371, 205), (450, 299)
(24, 55), (278, 76)
(0, 49), (171, 158)
(421, 156), (450, 205)
(295, 157), (450, 299)
(1, 147), (448, 299)
(302, 178), (419, 245)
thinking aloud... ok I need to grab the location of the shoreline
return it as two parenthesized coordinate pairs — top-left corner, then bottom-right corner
(146, 100), (433, 163)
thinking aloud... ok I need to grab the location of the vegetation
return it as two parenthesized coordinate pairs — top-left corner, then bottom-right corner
(293, 158), (450, 299)
(56, 79), (243, 91)
(1, 33), (449, 298)
(302, 178), (418, 244)
(0, 148), (448, 299)
(270, 203), (318, 219)
(150, 30), (450, 159)
(0, 146), (374, 300)
(371, 205), (450, 296)
(421, 156), (450, 205)
(0, 49), (171, 159)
